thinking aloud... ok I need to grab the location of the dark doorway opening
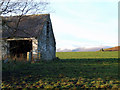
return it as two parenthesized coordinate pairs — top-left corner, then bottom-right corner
(8, 40), (32, 60)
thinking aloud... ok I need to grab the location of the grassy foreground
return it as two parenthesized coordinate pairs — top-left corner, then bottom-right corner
(2, 51), (120, 89)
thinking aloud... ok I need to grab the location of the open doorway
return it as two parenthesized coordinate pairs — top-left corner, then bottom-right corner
(8, 40), (32, 60)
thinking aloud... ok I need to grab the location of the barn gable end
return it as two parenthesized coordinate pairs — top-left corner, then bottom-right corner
(38, 15), (56, 60)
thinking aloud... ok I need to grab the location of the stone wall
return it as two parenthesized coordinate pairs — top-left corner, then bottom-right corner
(37, 17), (56, 60)
(38, 22), (48, 60)
(1, 17), (9, 60)
(46, 19), (56, 60)
(2, 40), (8, 59)
(32, 38), (38, 54)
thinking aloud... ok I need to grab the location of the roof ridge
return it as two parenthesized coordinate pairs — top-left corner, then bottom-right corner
(1, 14), (50, 18)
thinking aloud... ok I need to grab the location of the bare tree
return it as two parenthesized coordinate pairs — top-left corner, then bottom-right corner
(0, 0), (50, 34)
(0, 0), (49, 16)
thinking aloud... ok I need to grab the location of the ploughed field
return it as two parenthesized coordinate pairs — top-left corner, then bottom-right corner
(2, 51), (120, 89)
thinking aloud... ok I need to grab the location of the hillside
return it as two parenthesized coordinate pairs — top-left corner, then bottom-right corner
(103, 46), (120, 51)
(57, 46), (112, 52)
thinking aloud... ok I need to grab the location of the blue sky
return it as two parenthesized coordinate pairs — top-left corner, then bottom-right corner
(48, 0), (118, 50)
(6, 0), (119, 50)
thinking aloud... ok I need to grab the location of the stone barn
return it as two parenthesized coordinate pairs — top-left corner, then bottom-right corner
(1, 14), (56, 61)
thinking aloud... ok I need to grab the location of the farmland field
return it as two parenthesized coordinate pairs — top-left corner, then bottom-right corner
(56, 51), (118, 59)
(2, 51), (120, 89)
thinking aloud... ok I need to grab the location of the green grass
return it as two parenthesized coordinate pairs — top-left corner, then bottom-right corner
(2, 51), (120, 89)
(56, 51), (118, 59)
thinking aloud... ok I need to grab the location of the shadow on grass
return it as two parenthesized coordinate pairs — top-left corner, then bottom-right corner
(2, 58), (119, 84)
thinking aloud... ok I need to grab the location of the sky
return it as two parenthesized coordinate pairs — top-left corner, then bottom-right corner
(47, 0), (118, 50)
(3, 0), (119, 50)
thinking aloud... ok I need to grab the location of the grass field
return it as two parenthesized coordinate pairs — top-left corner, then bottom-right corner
(56, 51), (118, 59)
(2, 51), (120, 89)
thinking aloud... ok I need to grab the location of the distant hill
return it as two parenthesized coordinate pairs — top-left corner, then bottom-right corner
(103, 46), (120, 51)
(56, 46), (112, 52)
